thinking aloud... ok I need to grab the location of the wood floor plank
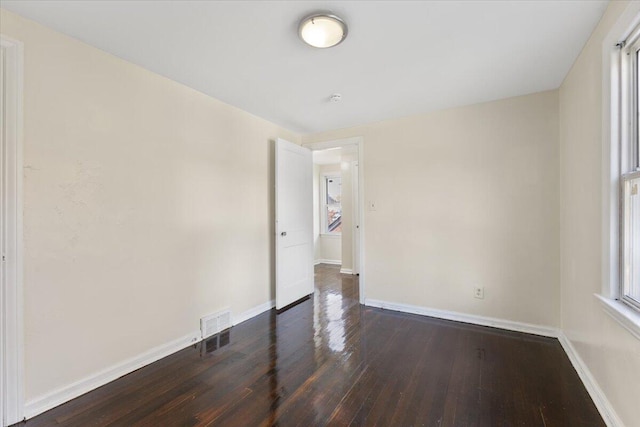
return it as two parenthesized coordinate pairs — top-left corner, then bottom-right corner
(15, 265), (606, 427)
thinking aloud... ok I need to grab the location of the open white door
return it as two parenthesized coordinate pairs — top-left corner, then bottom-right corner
(275, 138), (314, 310)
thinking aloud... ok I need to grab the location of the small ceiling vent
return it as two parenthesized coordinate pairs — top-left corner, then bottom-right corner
(200, 309), (232, 339)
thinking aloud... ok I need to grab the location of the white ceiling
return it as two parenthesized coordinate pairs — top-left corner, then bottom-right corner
(2, 1), (609, 134)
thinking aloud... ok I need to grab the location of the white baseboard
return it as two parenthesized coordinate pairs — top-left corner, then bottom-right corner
(340, 268), (353, 274)
(23, 299), (277, 421)
(22, 296), (621, 427)
(233, 299), (275, 326)
(24, 331), (202, 419)
(364, 298), (558, 337)
(365, 298), (623, 426)
(557, 332), (623, 427)
(315, 259), (341, 266)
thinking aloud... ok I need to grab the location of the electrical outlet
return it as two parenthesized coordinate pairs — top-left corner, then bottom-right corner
(474, 286), (484, 299)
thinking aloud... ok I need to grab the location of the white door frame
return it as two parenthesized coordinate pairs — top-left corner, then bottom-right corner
(303, 137), (365, 304)
(1, 34), (24, 426)
(351, 160), (360, 275)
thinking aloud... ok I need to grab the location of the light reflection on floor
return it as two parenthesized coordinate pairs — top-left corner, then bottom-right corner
(313, 265), (355, 356)
(324, 292), (346, 352)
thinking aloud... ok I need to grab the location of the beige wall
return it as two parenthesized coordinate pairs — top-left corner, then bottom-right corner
(340, 154), (357, 272)
(314, 164), (342, 263)
(0, 9), (299, 401)
(313, 163), (320, 257)
(6, 2), (639, 423)
(304, 90), (561, 327)
(559, 1), (640, 425)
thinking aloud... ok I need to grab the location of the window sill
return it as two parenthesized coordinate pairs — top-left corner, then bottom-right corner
(595, 293), (640, 341)
(320, 233), (341, 239)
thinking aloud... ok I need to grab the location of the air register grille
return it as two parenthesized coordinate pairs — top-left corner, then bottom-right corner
(200, 309), (232, 339)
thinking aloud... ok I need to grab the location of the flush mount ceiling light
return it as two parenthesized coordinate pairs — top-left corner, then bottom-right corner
(299, 13), (348, 48)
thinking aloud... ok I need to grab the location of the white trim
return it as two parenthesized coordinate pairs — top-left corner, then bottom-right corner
(304, 137), (365, 304)
(351, 160), (360, 275)
(304, 137), (361, 150)
(557, 332), (624, 427)
(232, 299), (275, 326)
(314, 259), (341, 265)
(364, 298), (558, 337)
(602, 1), (640, 299)
(339, 268), (353, 275)
(319, 233), (341, 239)
(0, 34), (24, 426)
(595, 293), (640, 340)
(24, 331), (202, 419)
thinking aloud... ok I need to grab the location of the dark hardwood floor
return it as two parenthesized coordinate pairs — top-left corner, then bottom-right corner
(18, 264), (604, 426)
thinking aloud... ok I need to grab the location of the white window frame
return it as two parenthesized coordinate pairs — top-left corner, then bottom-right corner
(599, 2), (640, 341)
(619, 28), (640, 312)
(320, 173), (341, 236)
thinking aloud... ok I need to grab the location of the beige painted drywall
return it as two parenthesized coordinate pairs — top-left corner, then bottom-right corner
(317, 235), (341, 263)
(314, 164), (342, 263)
(7, 2), (637, 421)
(559, 1), (640, 425)
(340, 155), (356, 272)
(313, 163), (321, 259)
(304, 90), (561, 327)
(0, 9), (300, 402)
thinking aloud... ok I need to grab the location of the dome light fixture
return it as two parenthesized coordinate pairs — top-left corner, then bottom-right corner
(299, 13), (348, 49)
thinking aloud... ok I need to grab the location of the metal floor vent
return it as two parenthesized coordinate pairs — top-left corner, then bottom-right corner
(201, 330), (231, 356)
(200, 310), (232, 339)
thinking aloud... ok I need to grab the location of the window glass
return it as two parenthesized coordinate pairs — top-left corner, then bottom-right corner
(325, 177), (342, 233)
(623, 177), (640, 305)
(327, 206), (342, 232)
(620, 37), (640, 311)
(327, 178), (341, 205)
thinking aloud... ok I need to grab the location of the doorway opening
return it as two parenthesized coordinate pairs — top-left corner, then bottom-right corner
(305, 137), (364, 304)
